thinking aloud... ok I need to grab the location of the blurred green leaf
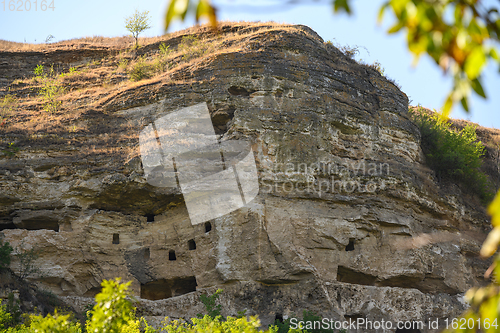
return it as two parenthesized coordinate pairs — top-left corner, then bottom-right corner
(333, 0), (351, 14)
(471, 78), (486, 99)
(465, 47), (487, 79)
(165, 0), (190, 31)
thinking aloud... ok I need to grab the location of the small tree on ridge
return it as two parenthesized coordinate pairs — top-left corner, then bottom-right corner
(125, 9), (151, 48)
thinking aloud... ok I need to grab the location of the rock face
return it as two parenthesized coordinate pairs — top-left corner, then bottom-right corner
(0, 23), (495, 332)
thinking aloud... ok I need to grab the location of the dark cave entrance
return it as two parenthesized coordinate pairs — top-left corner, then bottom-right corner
(140, 276), (197, 300)
(169, 250), (176, 260)
(345, 239), (355, 251)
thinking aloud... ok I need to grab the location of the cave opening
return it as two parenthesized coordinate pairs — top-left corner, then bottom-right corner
(145, 214), (155, 222)
(0, 221), (17, 231)
(169, 250), (176, 261)
(17, 217), (59, 231)
(188, 239), (196, 250)
(205, 221), (212, 233)
(144, 248), (150, 260)
(140, 276), (197, 300)
(274, 313), (283, 324)
(345, 239), (355, 251)
(113, 233), (120, 244)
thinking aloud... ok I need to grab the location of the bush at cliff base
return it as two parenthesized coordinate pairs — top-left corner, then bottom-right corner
(0, 278), (289, 333)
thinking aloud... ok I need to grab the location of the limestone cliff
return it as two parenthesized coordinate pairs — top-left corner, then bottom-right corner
(0, 22), (498, 332)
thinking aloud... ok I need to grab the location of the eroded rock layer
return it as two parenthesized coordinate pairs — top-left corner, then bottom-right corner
(0, 23), (494, 332)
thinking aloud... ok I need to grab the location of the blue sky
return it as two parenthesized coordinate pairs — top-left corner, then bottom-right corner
(0, 0), (499, 129)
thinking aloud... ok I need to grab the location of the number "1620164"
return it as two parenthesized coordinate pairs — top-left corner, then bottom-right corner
(1, 0), (55, 11)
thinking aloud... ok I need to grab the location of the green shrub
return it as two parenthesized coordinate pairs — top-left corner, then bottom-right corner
(160, 315), (278, 333)
(410, 107), (492, 201)
(153, 42), (173, 73)
(58, 67), (78, 78)
(28, 311), (80, 333)
(0, 239), (13, 270)
(129, 56), (153, 81)
(34, 65), (44, 78)
(197, 289), (222, 320)
(38, 79), (65, 113)
(34, 65), (65, 113)
(0, 304), (13, 330)
(85, 278), (136, 333)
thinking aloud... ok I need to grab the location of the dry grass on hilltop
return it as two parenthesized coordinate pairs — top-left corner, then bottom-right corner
(0, 21), (312, 137)
(0, 20), (298, 52)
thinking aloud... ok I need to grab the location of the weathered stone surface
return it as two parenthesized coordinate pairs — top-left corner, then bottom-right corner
(0, 23), (496, 332)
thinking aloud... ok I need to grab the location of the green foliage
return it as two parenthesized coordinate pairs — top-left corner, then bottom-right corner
(129, 56), (154, 81)
(34, 65), (44, 78)
(165, 0), (216, 32)
(0, 304), (13, 330)
(33, 65), (65, 113)
(5, 292), (22, 327)
(85, 278), (135, 333)
(0, 278), (324, 333)
(28, 311), (80, 333)
(159, 42), (171, 57)
(0, 239), (13, 269)
(161, 315), (277, 333)
(59, 67), (78, 78)
(197, 289), (222, 320)
(38, 78), (65, 113)
(410, 107), (491, 201)
(125, 10), (151, 47)
(375, 0), (500, 116)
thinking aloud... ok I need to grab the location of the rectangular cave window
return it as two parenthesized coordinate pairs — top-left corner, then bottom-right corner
(112, 233), (120, 244)
(345, 239), (355, 251)
(140, 276), (197, 300)
(169, 250), (176, 261)
(144, 248), (150, 260)
(204, 221), (212, 233)
(188, 239), (196, 250)
(145, 214), (155, 222)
